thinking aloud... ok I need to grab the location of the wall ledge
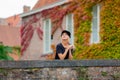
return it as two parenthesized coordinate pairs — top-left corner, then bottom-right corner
(0, 60), (120, 69)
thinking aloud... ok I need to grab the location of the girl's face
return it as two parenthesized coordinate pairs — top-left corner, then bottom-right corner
(61, 33), (70, 41)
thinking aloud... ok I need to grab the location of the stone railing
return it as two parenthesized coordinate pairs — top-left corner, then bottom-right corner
(0, 60), (120, 80)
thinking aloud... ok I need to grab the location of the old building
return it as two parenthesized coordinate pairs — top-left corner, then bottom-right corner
(20, 0), (120, 60)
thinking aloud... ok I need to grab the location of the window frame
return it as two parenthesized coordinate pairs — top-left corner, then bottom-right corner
(43, 19), (52, 54)
(66, 13), (74, 45)
(90, 4), (100, 44)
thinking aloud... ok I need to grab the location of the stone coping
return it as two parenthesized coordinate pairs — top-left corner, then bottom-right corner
(0, 60), (120, 69)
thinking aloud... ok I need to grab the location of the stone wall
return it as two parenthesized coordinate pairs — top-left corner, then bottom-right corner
(0, 68), (78, 80)
(1, 67), (120, 80)
(0, 60), (120, 80)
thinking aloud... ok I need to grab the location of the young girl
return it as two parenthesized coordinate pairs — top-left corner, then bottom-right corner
(55, 30), (74, 60)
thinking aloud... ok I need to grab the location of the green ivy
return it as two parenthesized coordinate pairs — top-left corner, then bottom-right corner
(73, 0), (120, 59)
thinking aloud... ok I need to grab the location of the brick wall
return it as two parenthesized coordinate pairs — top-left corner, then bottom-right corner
(21, 12), (68, 60)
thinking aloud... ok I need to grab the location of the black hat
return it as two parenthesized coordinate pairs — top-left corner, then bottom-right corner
(61, 30), (71, 38)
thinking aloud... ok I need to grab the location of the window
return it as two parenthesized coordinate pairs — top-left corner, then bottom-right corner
(91, 4), (100, 44)
(43, 19), (52, 54)
(66, 14), (74, 45)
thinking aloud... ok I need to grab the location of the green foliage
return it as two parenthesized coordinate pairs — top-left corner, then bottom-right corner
(0, 44), (13, 60)
(77, 67), (89, 80)
(73, 0), (120, 59)
(101, 71), (107, 76)
(0, 69), (8, 76)
(111, 73), (120, 80)
(12, 46), (21, 57)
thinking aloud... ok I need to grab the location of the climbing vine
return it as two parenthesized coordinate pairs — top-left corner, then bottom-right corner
(73, 0), (120, 59)
(21, 15), (43, 55)
(21, 0), (120, 59)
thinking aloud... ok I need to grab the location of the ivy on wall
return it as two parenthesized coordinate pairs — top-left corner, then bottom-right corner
(74, 0), (120, 59)
(21, 0), (120, 59)
(21, 16), (43, 55)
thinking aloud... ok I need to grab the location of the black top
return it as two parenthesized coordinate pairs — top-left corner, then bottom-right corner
(55, 43), (71, 60)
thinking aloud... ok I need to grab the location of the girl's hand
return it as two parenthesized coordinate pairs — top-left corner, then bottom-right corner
(67, 45), (73, 50)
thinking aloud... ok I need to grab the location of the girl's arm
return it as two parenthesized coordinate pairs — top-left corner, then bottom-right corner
(69, 49), (73, 60)
(58, 48), (69, 60)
